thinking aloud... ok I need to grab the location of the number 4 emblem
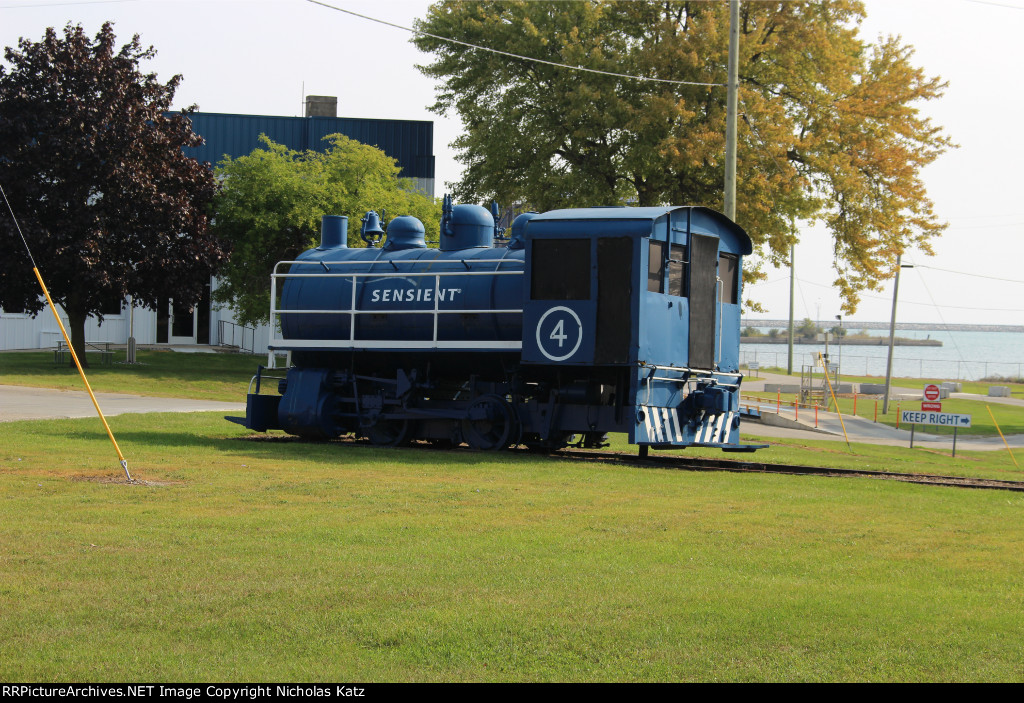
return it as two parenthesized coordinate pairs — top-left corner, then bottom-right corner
(536, 306), (583, 361)
(550, 319), (567, 347)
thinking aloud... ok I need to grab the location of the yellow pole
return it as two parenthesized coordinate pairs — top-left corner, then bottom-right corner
(986, 405), (1019, 469)
(819, 352), (851, 449)
(33, 267), (131, 481)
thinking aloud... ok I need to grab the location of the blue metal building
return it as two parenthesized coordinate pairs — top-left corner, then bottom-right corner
(182, 105), (436, 197)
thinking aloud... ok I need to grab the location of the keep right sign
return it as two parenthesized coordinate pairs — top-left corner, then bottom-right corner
(901, 410), (972, 428)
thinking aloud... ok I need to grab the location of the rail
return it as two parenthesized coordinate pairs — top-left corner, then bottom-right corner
(269, 259), (524, 351)
(218, 319), (257, 354)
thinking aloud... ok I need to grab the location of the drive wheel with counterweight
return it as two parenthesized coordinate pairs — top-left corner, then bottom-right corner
(461, 395), (517, 451)
(364, 417), (410, 447)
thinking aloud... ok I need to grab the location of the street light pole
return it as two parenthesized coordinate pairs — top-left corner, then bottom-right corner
(835, 314), (842, 376)
(787, 244), (795, 375)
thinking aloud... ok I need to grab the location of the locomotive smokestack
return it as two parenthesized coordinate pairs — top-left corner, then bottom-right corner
(320, 215), (348, 249)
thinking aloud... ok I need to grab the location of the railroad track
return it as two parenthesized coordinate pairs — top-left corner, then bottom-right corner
(549, 447), (1024, 493)
(246, 434), (1024, 493)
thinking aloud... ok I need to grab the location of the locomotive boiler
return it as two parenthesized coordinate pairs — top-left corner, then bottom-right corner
(229, 197), (762, 453)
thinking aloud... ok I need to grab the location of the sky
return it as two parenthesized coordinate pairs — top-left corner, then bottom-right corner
(1, 0), (1022, 327)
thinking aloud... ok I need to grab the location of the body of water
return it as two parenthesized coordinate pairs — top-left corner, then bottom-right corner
(740, 328), (1024, 381)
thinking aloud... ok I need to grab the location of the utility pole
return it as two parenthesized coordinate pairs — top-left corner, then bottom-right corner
(835, 314), (842, 375)
(787, 244), (794, 375)
(723, 0), (740, 220)
(882, 255), (912, 414)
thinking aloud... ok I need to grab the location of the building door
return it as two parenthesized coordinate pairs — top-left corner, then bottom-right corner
(157, 285), (210, 345)
(168, 298), (197, 345)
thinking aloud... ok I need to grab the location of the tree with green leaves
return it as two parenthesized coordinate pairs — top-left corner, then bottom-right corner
(798, 317), (821, 339)
(211, 134), (441, 326)
(413, 1), (953, 312)
(0, 22), (224, 365)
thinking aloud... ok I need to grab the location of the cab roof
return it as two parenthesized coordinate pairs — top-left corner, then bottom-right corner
(531, 205), (753, 255)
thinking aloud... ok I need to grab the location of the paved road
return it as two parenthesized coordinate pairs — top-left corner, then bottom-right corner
(0, 384), (245, 422)
(740, 372), (1024, 450)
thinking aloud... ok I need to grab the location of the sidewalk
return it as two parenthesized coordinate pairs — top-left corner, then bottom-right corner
(0, 384), (244, 422)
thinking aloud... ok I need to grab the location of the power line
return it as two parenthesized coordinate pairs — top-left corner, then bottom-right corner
(911, 264), (1024, 284)
(0, 0), (134, 8)
(304, 0), (727, 88)
(740, 112), (793, 180)
(0, 182), (131, 480)
(908, 263), (975, 380)
(964, 0), (1024, 9)
(943, 221), (1024, 230)
(0, 182), (37, 269)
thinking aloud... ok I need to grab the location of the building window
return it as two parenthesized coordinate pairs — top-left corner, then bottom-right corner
(668, 244), (687, 298)
(719, 253), (739, 304)
(647, 240), (665, 293)
(100, 295), (124, 316)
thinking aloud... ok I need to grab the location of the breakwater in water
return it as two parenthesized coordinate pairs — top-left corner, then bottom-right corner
(742, 320), (1024, 333)
(741, 336), (941, 346)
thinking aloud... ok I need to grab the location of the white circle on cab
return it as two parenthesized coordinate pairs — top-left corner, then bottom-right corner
(536, 306), (583, 361)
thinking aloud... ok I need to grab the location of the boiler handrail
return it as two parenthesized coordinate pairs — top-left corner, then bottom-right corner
(269, 266), (525, 351)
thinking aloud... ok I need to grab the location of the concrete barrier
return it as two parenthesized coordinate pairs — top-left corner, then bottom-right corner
(859, 383), (886, 395)
(989, 386), (1012, 397)
(747, 410), (830, 433)
(940, 381), (962, 393)
(764, 383), (800, 394)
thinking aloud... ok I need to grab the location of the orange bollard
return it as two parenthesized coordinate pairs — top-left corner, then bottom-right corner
(896, 400), (901, 429)
(874, 400), (878, 423)
(853, 392), (858, 416)
(815, 404), (819, 428)
(777, 390), (781, 414)
(794, 400), (798, 422)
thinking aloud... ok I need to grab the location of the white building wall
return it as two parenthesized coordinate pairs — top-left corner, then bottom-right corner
(2, 280), (272, 353)
(0, 303), (144, 350)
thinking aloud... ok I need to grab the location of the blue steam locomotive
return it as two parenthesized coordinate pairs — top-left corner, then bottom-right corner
(229, 197), (762, 453)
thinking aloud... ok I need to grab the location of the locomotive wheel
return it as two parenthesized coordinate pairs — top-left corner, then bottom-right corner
(522, 432), (574, 453)
(364, 418), (410, 447)
(461, 396), (516, 451)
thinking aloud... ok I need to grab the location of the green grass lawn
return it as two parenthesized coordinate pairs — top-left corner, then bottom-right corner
(2, 352), (1023, 680)
(614, 433), (1024, 483)
(0, 350), (258, 401)
(2, 412), (1024, 681)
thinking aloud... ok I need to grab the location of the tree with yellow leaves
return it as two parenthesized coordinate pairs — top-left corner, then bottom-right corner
(413, 1), (952, 311)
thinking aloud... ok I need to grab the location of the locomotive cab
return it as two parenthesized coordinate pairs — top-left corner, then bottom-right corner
(521, 206), (760, 451)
